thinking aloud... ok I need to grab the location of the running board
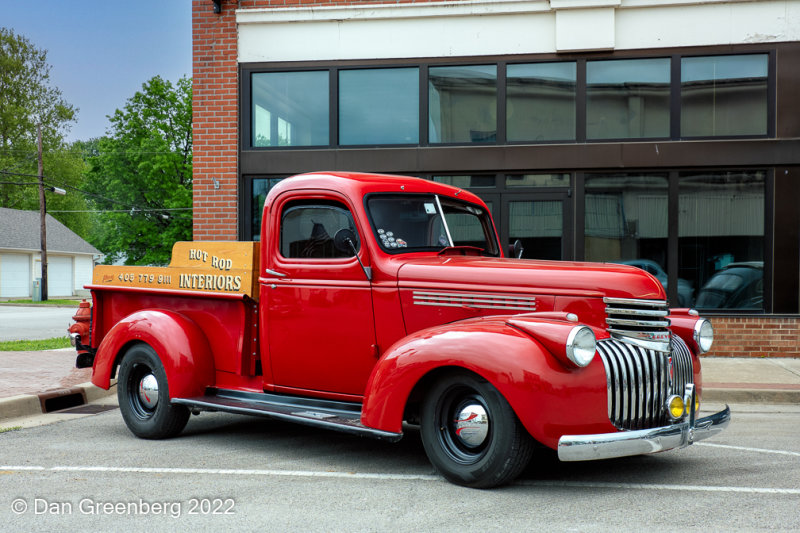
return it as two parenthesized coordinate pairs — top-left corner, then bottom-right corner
(172, 388), (403, 442)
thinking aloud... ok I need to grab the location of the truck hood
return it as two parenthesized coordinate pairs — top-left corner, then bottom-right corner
(395, 256), (665, 301)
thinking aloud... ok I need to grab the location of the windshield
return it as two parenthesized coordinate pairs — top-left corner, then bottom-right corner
(366, 194), (499, 255)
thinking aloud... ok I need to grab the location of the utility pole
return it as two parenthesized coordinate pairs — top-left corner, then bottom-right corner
(37, 124), (48, 301)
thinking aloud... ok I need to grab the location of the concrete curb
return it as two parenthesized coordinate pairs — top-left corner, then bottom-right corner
(0, 382), (116, 424)
(703, 387), (800, 405)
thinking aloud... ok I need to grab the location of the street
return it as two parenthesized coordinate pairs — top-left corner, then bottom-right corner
(0, 306), (77, 341)
(1, 400), (798, 532)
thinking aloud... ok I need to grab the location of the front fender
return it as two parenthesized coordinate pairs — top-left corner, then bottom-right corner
(361, 316), (613, 449)
(91, 309), (215, 399)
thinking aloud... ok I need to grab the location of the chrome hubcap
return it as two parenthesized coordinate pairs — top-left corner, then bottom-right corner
(138, 374), (159, 409)
(453, 403), (489, 447)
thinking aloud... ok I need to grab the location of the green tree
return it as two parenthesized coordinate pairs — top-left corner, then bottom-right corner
(0, 27), (88, 234)
(87, 76), (192, 265)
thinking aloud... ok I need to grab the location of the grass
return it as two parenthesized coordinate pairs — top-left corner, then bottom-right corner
(3, 299), (80, 306)
(0, 426), (22, 434)
(0, 337), (72, 351)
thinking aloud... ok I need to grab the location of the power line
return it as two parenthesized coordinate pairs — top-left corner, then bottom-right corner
(1, 170), (191, 217)
(49, 208), (192, 213)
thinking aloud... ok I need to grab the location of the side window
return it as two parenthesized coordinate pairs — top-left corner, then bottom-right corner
(280, 202), (359, 259)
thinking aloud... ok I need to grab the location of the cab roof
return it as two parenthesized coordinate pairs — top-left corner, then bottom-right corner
(266, 171), (487, 207)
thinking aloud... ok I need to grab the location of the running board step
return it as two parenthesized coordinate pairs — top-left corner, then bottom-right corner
(173, 388), (402, 442)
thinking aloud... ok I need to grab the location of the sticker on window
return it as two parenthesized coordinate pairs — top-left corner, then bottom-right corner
(424, 203), (436, 215)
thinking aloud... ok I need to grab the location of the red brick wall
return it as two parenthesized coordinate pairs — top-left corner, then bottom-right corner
(708, 317), (800, 358)
(192, 0), (240, 241)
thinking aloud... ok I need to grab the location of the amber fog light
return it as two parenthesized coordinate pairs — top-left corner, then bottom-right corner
(667, 395), (686, 420)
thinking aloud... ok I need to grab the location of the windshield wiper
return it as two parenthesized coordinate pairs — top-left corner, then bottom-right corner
(437, 245), (490, 257)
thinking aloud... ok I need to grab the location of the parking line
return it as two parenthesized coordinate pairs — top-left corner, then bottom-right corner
(696, 442), (800, 457)
(1, 465), (799, 494)
(519, 480), (800, 495)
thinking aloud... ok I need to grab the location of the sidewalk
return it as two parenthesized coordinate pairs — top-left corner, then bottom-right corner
(1, 348), (798, 424)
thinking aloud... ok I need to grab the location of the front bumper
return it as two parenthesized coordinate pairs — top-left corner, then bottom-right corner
(557, 405), (731, 462)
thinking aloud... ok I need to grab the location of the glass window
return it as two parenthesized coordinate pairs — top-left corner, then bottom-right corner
(252, 71), (329, 147)
(252, 177), (285, 241)
(366, 194), (499, 255)
(506, 174), (570, 188)
(509, 200), (563, 260)
(587, 58), (670, 140)
(681, 54), (768, 137)
(429, 65), (497, 143)
(280, 203), (358, 259)
(339, 68), (419, 145)
(584, 174), (686, 304)
(433, 175), (496, 188)
(680, 171), (765, 310)
(507, 62), (576, 142)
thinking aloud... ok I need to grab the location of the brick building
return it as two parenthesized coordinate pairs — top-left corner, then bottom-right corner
(191, 0), (800, 357)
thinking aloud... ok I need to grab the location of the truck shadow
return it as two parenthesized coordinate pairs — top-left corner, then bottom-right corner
(178, 411), (691, 485)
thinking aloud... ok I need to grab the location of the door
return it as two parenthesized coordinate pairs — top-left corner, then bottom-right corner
(501, 192), (573, 260)
(48, 255), (73, 297)
(0, 253), (31, 298)
(264, 196), (377, 397)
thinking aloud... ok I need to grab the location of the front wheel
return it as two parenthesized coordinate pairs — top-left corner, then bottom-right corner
(420, 371), (534, 488)
(117, 343), (189, 439)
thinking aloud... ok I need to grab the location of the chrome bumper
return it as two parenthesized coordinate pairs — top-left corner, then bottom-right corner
(557, 405), (731, 462)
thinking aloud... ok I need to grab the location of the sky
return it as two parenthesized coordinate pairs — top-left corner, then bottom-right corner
(4, 0), (192, 143)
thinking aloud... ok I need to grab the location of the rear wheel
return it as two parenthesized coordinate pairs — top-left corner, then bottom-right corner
(420, 371), (534, 488)
(117, 343), (189, 439)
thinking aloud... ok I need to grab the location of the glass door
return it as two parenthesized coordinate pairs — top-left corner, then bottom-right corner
(501, 192), (573, 260)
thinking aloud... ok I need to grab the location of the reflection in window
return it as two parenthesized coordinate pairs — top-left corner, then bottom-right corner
(587, 58), (670, 140)
(584, 174), (688, 304)
(507, 62), (576, 141)
(281, 203), (358, 259)
(680, 171), (765, 310)
(510, 200), (562, 260)
(681, 54), (768, 137)
(506, 174), (570, 188)
(252, 177), (285, 241)
(252, 71), (329, 147)
(433, 175), (496, 188)
(339, 68), (419, 145)
(429, 65), (497, 143)
(366, 194), (498, 255)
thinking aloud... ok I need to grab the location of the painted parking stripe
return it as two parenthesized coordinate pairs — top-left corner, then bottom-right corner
(518, 480), (800, 495)
(2, 465), (799, 494)
(696, 442), (800, 457)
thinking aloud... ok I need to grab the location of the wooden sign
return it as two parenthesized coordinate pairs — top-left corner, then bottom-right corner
(92, 241), (260, 298)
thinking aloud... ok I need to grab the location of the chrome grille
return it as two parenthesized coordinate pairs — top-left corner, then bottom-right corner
(604, 297), (671, 353)
(597, 336), (694, 430)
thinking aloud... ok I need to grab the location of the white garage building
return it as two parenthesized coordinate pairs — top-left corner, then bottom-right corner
(0, 208), (100, 299)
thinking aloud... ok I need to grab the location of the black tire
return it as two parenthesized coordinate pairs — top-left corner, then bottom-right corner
(420, 371), (534, 488)
(117, 343), (189, 439)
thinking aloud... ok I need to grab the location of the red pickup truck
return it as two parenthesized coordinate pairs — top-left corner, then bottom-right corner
(71, 171), (729, 488)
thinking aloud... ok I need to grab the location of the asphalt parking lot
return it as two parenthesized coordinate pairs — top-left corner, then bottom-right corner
(1, 401), (799, 531)
(0, 305), (77, 341)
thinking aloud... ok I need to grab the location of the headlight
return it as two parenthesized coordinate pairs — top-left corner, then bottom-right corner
(693, 319), (714, 353)
(566, 326), (596, 367)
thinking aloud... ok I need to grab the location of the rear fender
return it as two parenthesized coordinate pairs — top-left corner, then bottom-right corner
(361, 317), (611, 448)
(91, 309), (215, 399)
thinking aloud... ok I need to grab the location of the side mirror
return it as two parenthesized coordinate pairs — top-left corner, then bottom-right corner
(334, 228), (358, 256)
(508, 239), (524, 259)
(334, 228), (372, 282)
